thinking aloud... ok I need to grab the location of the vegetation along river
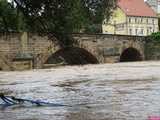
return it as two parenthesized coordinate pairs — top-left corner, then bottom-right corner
(0, 61), (160, 120)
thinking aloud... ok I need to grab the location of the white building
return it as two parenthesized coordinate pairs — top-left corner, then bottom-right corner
(102, 0), (159, 36)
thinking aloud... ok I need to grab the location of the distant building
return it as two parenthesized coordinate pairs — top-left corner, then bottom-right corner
(102, 0), (159, 36)
(158, 0), (160, 14)
(146, 0), (160, 28)
(146, 0), (160, 14)
(146, 0), (158, 13)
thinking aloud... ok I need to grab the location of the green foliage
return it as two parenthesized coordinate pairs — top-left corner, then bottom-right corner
(11, 0), (116, 46)
(150, 32), (160, 43)
(84, 24), (102, 33)
(13, 0), (116, 32)
(0, 0), (26, 32)
(145, 32), (160, 60)
(0, 0), (116, 46)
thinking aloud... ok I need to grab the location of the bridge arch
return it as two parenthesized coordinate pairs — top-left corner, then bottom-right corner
(120, 47), (143, 62)
(45, 47), (99, 65)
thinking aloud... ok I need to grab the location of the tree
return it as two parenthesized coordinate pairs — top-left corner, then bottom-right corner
(149, 32), (160, 43)
(12, 0), (117, 46)
(145, 32), (160, 60)
(0, 0), (26, 32)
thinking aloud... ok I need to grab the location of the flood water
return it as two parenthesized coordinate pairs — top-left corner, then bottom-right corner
(0, 61), (160, 120)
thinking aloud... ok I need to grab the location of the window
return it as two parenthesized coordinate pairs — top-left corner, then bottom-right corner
(149, 27), (152, 31)
(141, 18), (143, 23)
(141, 29), (144, 35)
(129, 29), (132, 35)
(152, 19), (154, 24)
(116, 24), (125, 31)
(135, 29), (138, 35)
(147, 29), (149, 35)
(146, 19), (148, 23)
(129, 18), (131, 23)
(121, 24), (124, 29)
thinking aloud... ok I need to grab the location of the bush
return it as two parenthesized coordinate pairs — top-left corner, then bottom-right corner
(150, 32), (160, 43)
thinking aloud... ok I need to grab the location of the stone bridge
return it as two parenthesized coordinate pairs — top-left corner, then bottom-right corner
(0, 32), (146, 71)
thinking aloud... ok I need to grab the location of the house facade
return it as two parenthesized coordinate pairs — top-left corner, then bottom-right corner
(102, 0), (159, 36)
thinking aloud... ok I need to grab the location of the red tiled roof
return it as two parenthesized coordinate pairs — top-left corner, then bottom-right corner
(117, 0), (157, 17)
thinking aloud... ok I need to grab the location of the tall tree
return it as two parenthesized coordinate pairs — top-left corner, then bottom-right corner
(12, 0), (117, 46)
(0, 0), (26, 32)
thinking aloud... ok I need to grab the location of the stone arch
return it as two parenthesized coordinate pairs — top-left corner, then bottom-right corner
(120, 47), (143, 62)
(45, 47), (99, 65)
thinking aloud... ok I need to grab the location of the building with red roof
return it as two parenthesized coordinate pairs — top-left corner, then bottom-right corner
(102, 0), (159, 36)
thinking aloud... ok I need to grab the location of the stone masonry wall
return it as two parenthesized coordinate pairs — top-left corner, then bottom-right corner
(73, 34), (146, 63)
(0, 32), (146, 71)
(0, 32), (58, 70)
(145, 39), (160, 60)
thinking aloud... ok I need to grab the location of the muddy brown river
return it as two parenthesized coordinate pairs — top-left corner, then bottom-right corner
(0, 61), (160, 120)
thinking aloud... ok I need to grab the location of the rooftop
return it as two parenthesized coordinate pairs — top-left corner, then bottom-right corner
(118, 0), (157, 17)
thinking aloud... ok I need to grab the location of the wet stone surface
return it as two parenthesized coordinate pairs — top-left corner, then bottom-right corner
(0, 62), (160, 120)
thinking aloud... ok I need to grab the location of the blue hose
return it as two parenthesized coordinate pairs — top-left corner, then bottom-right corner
(0, 94), (68, 107)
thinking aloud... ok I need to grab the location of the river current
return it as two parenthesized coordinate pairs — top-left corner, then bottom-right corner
(0, 61), (160, 120)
